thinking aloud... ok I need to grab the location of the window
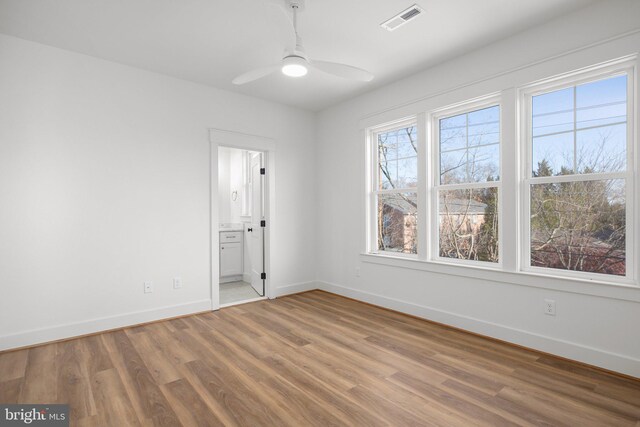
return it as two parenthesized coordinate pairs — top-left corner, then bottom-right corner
(524, 71), (633, 279)
(370, 121), (418, 254)
(434, 103), (500, 264)
(366, 58), (635, 286)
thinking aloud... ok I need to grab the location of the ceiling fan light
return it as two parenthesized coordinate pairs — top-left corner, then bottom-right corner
(281, 56), (308, 77)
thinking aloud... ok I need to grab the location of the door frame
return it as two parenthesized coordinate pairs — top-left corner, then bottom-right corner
(209, 128), (276, 311)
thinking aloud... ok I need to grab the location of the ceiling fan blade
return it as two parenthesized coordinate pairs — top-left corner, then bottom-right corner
(310, 60), (374, 82)
(232, 65), (280, 85)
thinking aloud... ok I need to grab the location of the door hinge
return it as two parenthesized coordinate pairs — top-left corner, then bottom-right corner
(260, 168), (266, 175)
(261, 272), (266, 280)
(260, 220), (266, 227)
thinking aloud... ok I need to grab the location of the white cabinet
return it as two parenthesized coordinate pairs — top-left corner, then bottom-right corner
(220, 231), (243, 277)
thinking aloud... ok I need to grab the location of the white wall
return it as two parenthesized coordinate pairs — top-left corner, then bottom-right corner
(0, 34), (316, 349)
(217, 146), (244, 225)
(315, 0), (640, 377)
(228, 148), (243, 224)
(218, 147), (231, 223)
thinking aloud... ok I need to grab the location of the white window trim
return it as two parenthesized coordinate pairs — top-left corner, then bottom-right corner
(364, 57), (638, 292)
(429, 95), (503, 268)
(360, 252), (640, 302)
(367, 117), (420, 257)
(518, 61), (636, 286)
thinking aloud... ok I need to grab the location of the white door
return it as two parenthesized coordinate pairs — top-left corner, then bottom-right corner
(249, 152), (265, 296)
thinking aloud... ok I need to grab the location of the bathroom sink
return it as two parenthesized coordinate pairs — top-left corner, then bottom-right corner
(219, 223), (244, 232)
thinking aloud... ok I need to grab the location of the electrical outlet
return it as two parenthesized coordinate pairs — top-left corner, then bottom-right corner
(173, 277), (183, 289)
(144, 281), (153, 294)
(355, 268), (361, 277)
(544, 299), (556, 316)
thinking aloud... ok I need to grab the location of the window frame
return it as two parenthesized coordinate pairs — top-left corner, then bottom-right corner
(364, 57), (637, 290)
(429, 96), (503, 268)
(367, 117), (420, 258)
(519, 63), (636, 285)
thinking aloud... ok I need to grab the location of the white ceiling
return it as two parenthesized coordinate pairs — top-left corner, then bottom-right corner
(0, 0), (597, 111)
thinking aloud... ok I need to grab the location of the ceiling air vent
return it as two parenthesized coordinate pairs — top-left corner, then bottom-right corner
(381, 4), (423, 32)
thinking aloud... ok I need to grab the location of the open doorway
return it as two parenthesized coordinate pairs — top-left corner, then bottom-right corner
(218, 146), (266, 306)
(210, 128), (274, 310)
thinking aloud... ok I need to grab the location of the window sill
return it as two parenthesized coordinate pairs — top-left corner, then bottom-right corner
(360, 253), (640, 302)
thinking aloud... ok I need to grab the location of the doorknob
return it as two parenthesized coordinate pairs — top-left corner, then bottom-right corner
(247, 228), (253, 232)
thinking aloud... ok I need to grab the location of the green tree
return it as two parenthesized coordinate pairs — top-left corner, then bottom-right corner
(477, 187), (498, 262)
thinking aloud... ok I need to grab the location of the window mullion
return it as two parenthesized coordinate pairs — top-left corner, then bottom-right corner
(438, 181), (500, 191)
(501, 88), (518, 272)
(375, 187), (416, 195)
(465, 112), (470, 182)
(430, 114), (439, 261)
(527, 171), (627, 185)
(573, 85), (578, 173)
(369, 130), (378, 253)
(626, 67), (636, 283)
(417, 113), (428, 261)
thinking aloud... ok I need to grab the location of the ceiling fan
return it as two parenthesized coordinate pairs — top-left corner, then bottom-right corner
(232, 0), (374, 85)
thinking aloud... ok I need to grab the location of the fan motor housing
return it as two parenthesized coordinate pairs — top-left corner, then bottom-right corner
(286, 0), (305, 11)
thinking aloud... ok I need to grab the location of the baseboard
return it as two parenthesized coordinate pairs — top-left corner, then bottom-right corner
(273, 281), (319, 298)
(243, 273), (252, 283)
(6, 280), (637, 378)
(316, 280), (640, 378)
(0, 299), (212, 352)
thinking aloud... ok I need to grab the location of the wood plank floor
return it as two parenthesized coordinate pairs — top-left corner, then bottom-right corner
(1, 290), (639, 426)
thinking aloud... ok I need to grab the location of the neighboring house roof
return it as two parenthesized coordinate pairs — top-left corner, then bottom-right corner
(382, 196), (487, 215)
(382, 196), (417, 215)
(439, 198), (487, 214)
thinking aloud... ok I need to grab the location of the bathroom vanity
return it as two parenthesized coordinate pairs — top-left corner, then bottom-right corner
(219, 225), (244, 281)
